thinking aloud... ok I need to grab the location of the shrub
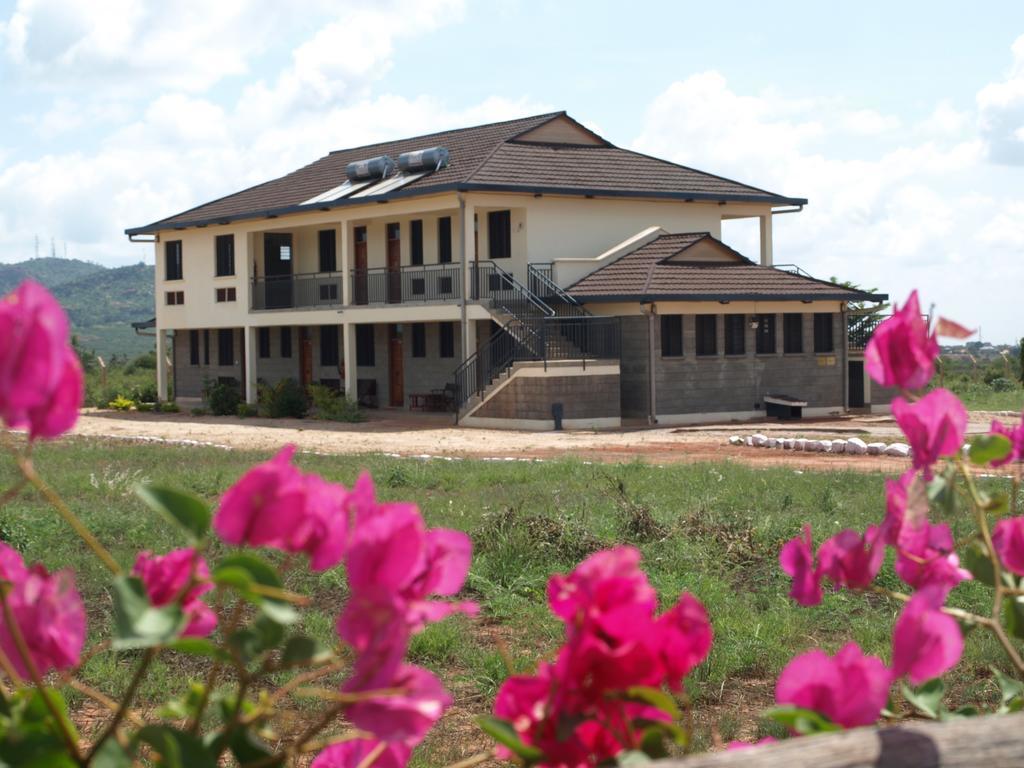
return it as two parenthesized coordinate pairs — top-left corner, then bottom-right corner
(989, 376), (1016, 392)
(190, 407), (208, 416)
(159, 401), (180, 413)
(308, 384), (364, 422)
(259, 378), (308, 419)
(107, 395), (134, 411)
(136, 402), (155, 412)
(203, 378), (242, 416)
(236, 403), (259, 418)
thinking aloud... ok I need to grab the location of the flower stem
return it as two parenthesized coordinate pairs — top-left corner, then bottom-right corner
(188, 595), (242, 734)
(88, 647), (156, 760)
(16, 456), (121, 575)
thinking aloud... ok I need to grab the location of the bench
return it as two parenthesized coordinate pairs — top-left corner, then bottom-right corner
(764, 394), (807, 420)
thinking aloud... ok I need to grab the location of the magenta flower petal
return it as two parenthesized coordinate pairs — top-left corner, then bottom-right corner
(345, 663), (452, 744)
(655, 592), (712, 690)
(132, 548), (216, 638)
(895, 521), (971, 599)
(989, 413), (1024, 467)
(549, 545), (657, 625)
(286, 473), (349, 571)
(213, 445), (306, 547)
(892, 389), (967, 473)
(864, 290), (939, 390)
(891, 587), (963, 685)
(993, 517), (1024, 576)
(818, 525), (885, 590)
(311, 739), (410, 768)
(779, 525), (822, 606)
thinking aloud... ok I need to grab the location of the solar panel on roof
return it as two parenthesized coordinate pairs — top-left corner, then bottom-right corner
(299, 179), (374, 206)
(349, 171), (428, 198)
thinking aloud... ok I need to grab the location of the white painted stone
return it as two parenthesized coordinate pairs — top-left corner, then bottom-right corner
(752, 434), (768, 447)
(885, 443), (911, 457)
(847, 438), (868, 455)
(729, 435), (744, 445)
(783, 438), (796, 449)
(767, 437), (778, 448)
(866, 442), (886, 455)
(805, 440), (822, 452)
(745, 436), (754, 447)
(831, 439), (847, 454)
(794, 439), (807, 451)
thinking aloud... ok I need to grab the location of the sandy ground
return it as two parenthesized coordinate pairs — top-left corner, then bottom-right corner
(60, 407), (1013, 472)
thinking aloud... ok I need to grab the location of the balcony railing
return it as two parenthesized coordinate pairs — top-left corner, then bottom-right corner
(848, 313), (890, 351)
(251, 272), (344, 311)
(351, 264), (462, 306)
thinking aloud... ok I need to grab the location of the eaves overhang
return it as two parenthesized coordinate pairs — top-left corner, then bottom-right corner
(571, 292), (888, 303)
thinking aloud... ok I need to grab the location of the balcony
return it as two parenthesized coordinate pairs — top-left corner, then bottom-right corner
(251, 264), (462, 310)
(848, 313), (890, 351)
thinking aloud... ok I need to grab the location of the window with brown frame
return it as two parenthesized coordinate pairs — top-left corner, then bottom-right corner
(215, 287), (236, 302)
(165, 291), (184, 305)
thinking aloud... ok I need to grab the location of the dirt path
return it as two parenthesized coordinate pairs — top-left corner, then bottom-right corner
(59, 408), (1008, 472)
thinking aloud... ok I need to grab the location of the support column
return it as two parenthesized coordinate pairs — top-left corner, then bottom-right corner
(460, 197), (476, 359)
(463, 319), (477, 363)
(340, 220), (352, 305)
(244, 326), (258, 405)
(759, 213), (773, 266)
(156, 329), (169, 401)
(343, 322), (356, 400)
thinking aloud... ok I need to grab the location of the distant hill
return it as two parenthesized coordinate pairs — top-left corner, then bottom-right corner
(0, 257), (105, 295)
(1, 257), (154, 359)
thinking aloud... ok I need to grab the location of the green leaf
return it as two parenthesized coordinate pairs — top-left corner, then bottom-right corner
(135, 484), (211, 544)
(963, 540), (995, 587)
(926, 471), (957, 516)
(0, 733), (78, 768)
(902, 679), (944, 719)
(227, 726), (280, 766)
(135, 726), (218, 768)
(763, 705), (841, 735)
(213, 554), (296, 625)
(992, 667), (1024, 713)
(617, 751), (653, 766)
(167, 637), (231, 661)
(280, 636), (331, 668)
(1004, 595), (1024, 640)
(91, 739), (133, 768)
(478, 716), (543, 762)
(230, 616), (286, 662)
(111, 576), (188, 649)
(622, 686), (682, 719)
(969, 433), (1013, 466)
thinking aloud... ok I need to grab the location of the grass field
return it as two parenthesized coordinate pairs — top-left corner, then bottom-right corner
(0, 438), (1019, 764)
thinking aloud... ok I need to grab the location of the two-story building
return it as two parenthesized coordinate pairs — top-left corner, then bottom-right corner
(127, 111), (887, 429)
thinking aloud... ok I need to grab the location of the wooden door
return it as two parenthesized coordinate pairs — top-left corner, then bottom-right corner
(848, 361), (865, 408)
(299, 327), (313, 388)
(354, 226), (368, 305)
(263, 233), (294, 309)
(388, 324), (404, 407)
(387, 223), (401, 304)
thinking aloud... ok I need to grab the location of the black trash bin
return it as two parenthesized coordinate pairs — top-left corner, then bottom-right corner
(551, 402), (564, 431)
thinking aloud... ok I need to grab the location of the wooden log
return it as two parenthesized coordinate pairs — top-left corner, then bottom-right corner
(659, 713), (1024, 767)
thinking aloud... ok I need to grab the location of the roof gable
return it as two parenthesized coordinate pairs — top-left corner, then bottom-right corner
(509, 114), (610, 146)
(660, 236), (750, 264)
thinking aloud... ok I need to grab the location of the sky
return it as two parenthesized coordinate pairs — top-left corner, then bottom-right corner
(1, 1), (1023, 341)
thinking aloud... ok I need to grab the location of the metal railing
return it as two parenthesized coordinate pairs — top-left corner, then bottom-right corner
(251, 272), (344, 310)
(351, 263), (462, 306)
(451, 316), (620, 421)
(470, 262), (555, 319)
(528, 263), (589, 317)
(848, 313), (890, 350)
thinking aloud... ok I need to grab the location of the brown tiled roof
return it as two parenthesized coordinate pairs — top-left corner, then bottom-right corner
(566, 233), (885, 302)
(126, 112), (806, 235)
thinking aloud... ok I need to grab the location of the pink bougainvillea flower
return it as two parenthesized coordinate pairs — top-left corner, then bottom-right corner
(993, 516), (1024, 576)
(213, 445), (307, 547)
(891, 587), (963, 686)
(132, 548), (216, 638)
(892, 389), (967, 473)
(881, 470), (928, 546)
(0, 281), (83, 440)
(285, 473), (349, 571)
(655, 592), (713, 690)
(894, 521), (971, 599)
(345, 663), (452, 744)
(989, 412), (1024, 468)
(0, 545), (86, 678)
(864, 290), (939, 390)
(548, 545), (657, 628)
(775, 642), (891, 728)
(780, 525), (822, 606)
(818, 525), (885, 590)
(934, 317), (975, 340)
(311, 739), (410, 768)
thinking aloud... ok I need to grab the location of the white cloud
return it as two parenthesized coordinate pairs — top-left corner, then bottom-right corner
(840, 109), (901, 136)
(977, 33), (1024, 164)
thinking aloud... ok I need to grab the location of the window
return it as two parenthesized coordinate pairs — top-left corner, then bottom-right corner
(319, 283), (339, 302)
(660, 315), (683, 357)
(203, 330), (210, 365)
(439, 322), (455, 358)
(215, 287), (236, 302)
(356, 325), (375, 366)
(488, 210), (511, 259)
(725, 315), (746, 355)
(411, 323), (426, 358)
(258, 327), (271, 358)
(215, 235), (234, 276)
(318, 229), (337, 272)
(280, 327), (292, 358)
(784, 313), (804, 354)
(814, 313), (834, 353)
(438, 216), (452, 263)
(320, 325), (339, 367)
(165, 291), (184, 305)
(189, 330), (199, 365)
(165, 240), (183, 280)
(755, 315), (776, 354)
(410, 220), (423, 266)
(218, 329), (234, 366)
(695, 315), (717, 356)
